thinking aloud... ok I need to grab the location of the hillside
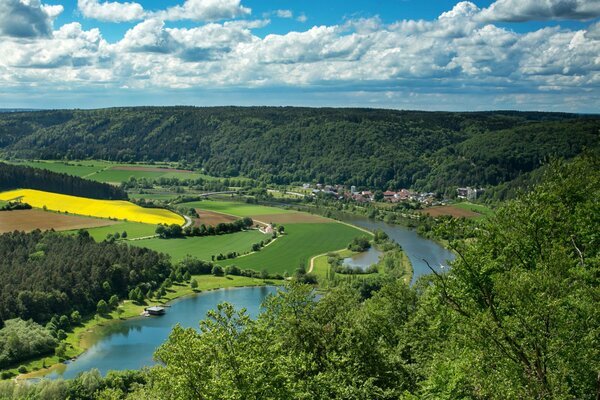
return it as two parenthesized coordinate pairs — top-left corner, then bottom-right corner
(0, 108), (597, 194)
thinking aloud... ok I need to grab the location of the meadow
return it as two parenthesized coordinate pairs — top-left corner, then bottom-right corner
(0, 189), (184, 225)
(129, 229), (267, 262)
(6, 160), (211, 183)
(79, 221), (158, 241)
(219, 223), (364, 274)
(180, 199), (293, 217)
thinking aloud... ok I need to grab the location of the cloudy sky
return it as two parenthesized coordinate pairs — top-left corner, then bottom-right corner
(0, 0), (599, 112)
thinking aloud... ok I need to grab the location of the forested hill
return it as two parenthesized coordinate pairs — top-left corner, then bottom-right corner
(0, 163), (128, 200)
(0, 107), (598, 193)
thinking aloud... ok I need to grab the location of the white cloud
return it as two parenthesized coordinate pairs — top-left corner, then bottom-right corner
(0, 0), (63, 38)
(275, 9), (293, 19)
(158, 0), (251, 22)
(77, 0), (145, 23)
(297, 13), (307, 23)
(1, 2), (599, 111)
(478, 0), (600, 22)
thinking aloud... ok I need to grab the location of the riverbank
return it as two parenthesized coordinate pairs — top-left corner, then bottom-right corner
(13, 275), (281, 380)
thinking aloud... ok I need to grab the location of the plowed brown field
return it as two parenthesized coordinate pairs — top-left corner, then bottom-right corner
(0, 209), (118, 233)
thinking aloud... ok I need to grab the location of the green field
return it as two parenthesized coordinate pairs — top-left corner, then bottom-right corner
(128, 192), (182, 201)
(5, 159), (211, 183)
(181, 199), (293, 216)
(81, 221), (158, 241)
(129, 229), (268, 262)
(219, 223), (364, 274)
(454, 202), (495, 218)
(88, 169), (167, 183)
(8, 160), (109, 177)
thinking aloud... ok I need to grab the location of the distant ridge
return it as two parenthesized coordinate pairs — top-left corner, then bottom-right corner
(0, 107), (597, 199)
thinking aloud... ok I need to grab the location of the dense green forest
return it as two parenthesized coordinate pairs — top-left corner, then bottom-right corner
(0, 156), (597, 399)
(0, 108), (597, 193)
(0, 230), (170, 327)
(0, 163), (127, 200)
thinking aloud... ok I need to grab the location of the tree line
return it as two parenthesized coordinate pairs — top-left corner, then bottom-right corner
(0, 162), (127, 200)
(0, 108), (597, 193)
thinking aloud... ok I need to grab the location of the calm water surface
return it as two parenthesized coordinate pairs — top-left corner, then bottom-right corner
(44, 286), (277, 379)
(339, 215), (455, 284)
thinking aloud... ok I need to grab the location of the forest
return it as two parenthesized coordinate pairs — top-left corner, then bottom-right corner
(0, 108), (597, 194)
(0, 155), (596, 399)
(0, 163), (127, 200)
(0, 230), (170, 328)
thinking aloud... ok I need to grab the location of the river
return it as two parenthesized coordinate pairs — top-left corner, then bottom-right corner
(338, 215), (455, 284)
(40, 216), (452, 379)
(42, 286), (277, 380)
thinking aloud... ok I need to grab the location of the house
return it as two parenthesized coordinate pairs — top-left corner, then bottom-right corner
(145, 306), (166, 316)
(457, 187), (482, 200)
(383, 191), (396, 200)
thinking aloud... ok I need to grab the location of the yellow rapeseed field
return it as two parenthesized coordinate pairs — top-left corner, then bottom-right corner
(0, 189), (184, 226)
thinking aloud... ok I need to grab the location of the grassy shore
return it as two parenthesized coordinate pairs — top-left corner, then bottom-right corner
(11, 275), (281, 380)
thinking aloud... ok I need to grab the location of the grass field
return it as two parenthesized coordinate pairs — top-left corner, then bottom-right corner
(453, 202), (495, 218)
(219, 223), (364, 274)
(0, 209), (118, 233)
(419, 205), (481, 218)
(181, 200), (293, 217)
(129, 229), (268, 262)
(0, 189), (184, 225)
(78, 221), (158, 241)
(5, 159), (212, 183)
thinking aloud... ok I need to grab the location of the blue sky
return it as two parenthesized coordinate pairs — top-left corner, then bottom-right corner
(0, 0), (599, 111)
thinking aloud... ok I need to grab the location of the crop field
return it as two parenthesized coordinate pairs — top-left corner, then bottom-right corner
(453, 202), (495, 217)
(219, 223), (364, 274)
(250, 212), (331, 224)
(181, 200), (294, 217)
(128, 192), (182, 201)
(0, 209), (118, 233)
(129, 229), (267, 262)
(78, 221), (158, 241)
(194, 209), (238, 226)
(0, 189), (184, 225)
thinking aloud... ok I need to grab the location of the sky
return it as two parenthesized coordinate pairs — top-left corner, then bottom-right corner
(0, 0), (599, 112)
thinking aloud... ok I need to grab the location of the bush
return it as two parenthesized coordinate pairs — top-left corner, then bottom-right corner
(18, 365), (27, 374)
(211, 265), (224, 276)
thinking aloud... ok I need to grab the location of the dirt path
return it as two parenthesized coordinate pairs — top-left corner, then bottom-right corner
(308, 247), (347, 273)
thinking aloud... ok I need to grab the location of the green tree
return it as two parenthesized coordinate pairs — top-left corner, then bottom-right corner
(96, 299), (109, 315)
(108, 295), (119, 309)
(190, 279), (198, 290)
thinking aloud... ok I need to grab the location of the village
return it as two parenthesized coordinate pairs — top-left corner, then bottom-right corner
(302, 183), (484, 207)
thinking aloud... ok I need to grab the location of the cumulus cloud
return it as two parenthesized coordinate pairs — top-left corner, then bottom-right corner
(77, 0), (145, 23)
(1, 1), (599, 111)
(478, 0), (600, 22)
(158, 0), (251, 22)
(0, 0), (63, 38)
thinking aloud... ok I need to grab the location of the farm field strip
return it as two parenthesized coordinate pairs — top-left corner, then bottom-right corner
(219, 223), (365, 274)
(75, 221), (158, 241)
(0, 209), (119, 233)
(194, 209), (238, 226)
(181, 200), (294, 217)
(129, 229), (268, 262)
(0, 189), (184, 225)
